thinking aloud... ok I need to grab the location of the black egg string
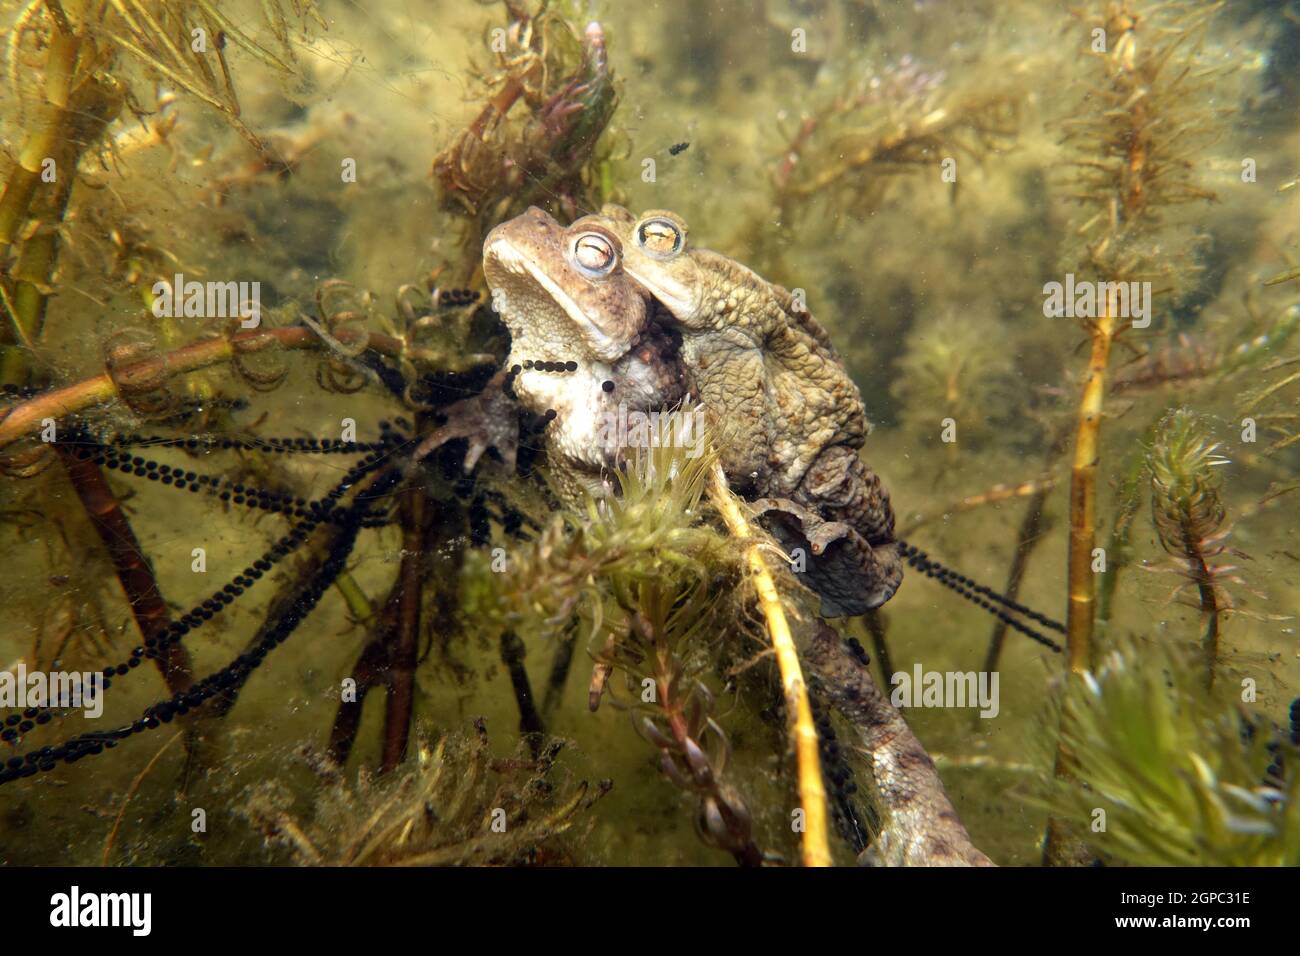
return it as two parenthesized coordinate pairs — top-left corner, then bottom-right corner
(1269, 696), (1300, 784)
(897, 540), (1064, 652)
(1, 442), (397, 737)
(432, 287), (481, 308)
(515, 359), (580, 374)
(1245, 696), (1300, 788)
(897, 540), (1066, 633)
(78, 443), (391, 527)
(475, 486), (543, 537)
(0, 466), (401, 784)
(99, 432), (396, 454)
(505, 361), (614, 399)
(68, 425), (409, 524)
(0, 383), (41, 400)
(0, 427), (410, 745)
(808, 682), (868, 853)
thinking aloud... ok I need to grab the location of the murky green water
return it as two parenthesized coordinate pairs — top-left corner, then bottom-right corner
(0, 0), (1296, 867)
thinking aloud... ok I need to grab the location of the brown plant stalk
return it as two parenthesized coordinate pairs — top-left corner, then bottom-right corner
(55, 443), (193, 693)
(381, 482), (428, 772)
(0, 326), (406, 451)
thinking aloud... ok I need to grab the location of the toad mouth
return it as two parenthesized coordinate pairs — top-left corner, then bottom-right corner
(486, 238), (624, 361)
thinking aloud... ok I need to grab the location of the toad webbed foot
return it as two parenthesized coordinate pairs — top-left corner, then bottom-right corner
(414, 370), (520, 473)
(752, 496), (902, 617)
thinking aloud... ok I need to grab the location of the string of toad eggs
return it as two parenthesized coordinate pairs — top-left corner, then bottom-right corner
(0, 425), (410, 783)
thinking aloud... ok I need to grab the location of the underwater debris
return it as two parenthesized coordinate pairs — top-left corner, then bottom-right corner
(242, 723), (609, 866)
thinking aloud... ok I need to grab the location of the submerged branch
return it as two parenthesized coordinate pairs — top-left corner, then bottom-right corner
(0, 326), (408, 451)
(55, 443), (193, 695)
(802, 622), (993, 866)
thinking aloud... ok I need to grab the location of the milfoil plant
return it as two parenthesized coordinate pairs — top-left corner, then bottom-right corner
(1040, 638), (1299, 867)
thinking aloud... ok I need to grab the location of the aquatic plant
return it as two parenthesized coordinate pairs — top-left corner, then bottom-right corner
(1147, 407), (1235, 687)
(461, 425), (828, 865)
(1035, 0), (1237, 865)
(1041, 639), (1299, 867)
(459, 426), (737, 645)
(595, 576), (762, 865)
(0, 0), (320, 384)
(737, 49), (1019, 270)
(0, 0), (1295, 872)
(1056, 0), (1227, 677)
(432, 0), (620, 263)
(1243, 353), (1300, 458)
(242, 722), (609, 866)
(1094, 437), (1150, 635)
(890, 311), (1017, 454)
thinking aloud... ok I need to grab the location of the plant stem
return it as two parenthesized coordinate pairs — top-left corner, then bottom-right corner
(55, 445), (193, 694)
(500, 630), (544, 757)
(328, 635), (385, 767)
(2, 25), (123, 383)
(333, 572), (376, 625)
(381, 483), (428, 772)
(1045, 303), (1116, 868)
(1179, 527), (1221, 689)
(1064, 306), (1116, 676)
(707, 461), (830, 867)
(984, 426), (1069, 674)
(0, 327), (406, 450)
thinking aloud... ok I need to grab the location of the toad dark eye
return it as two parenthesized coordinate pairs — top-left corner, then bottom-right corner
(572, 232), (617, 276)
(636, 218), (683, 259)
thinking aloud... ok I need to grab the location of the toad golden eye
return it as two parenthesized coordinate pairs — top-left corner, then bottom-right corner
(572, 232), (617, 276)
(636, 218), (683, 259)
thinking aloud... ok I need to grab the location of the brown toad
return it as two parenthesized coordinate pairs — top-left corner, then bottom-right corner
(589, 205), (901, 616)
(484, 205), (900, 616)
(480, 206), (687, 503)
